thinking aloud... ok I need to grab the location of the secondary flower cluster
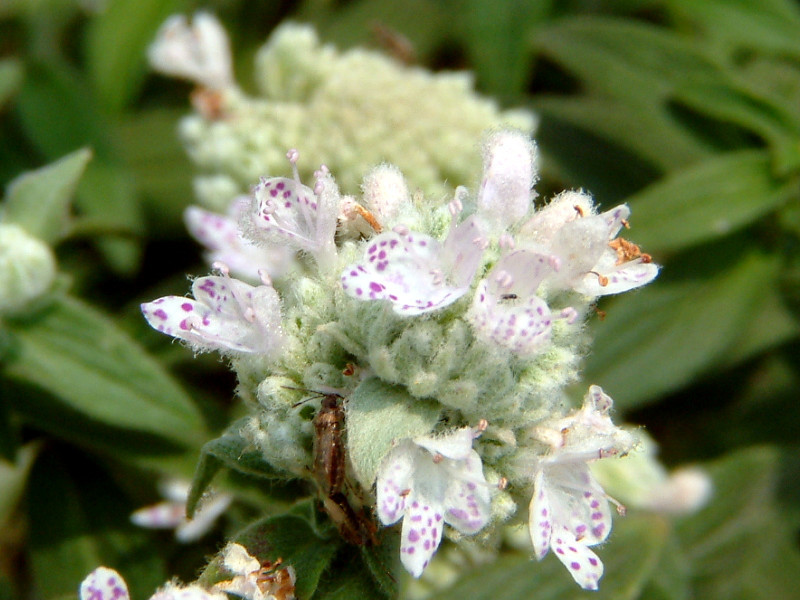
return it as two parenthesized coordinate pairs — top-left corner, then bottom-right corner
(141, 122), (658, 589)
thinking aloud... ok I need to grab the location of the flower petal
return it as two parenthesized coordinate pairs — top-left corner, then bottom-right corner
(548, 464), (612, 544)
(529, 469), (552, 560)
(470, 279), (554, 355)
(550, 525), (604, 590)
(175, 493), (233, 543)
(400, 494), (445, 578)
(341, 231), (467, 315)
(130, 501), (186, 530)
(80, 567), (130, 600)
(575, 257), (659, 296)
(441, 451), (491, 534)
(413, 427), (477, 461)
(377, 441), (415, 525)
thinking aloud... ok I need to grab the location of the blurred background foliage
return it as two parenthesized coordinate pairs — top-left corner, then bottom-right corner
(1, 0), (799, 598)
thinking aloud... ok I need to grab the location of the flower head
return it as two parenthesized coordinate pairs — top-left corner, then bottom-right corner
(526, 386), (635, 590)
(377, 425), (491, 577)
(148, 12), (234, 89)
(141, 265), (284, 355)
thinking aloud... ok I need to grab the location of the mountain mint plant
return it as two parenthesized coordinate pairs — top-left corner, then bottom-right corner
(139, 122), (658, 591)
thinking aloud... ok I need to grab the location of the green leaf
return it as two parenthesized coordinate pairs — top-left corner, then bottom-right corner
(26, 448), (167, 600)
(534, 17), (724, 104)
(347, 377), (440, 489)
(15, 60), (143, 273)
(0, 58), (23, 108)
(667, 0), (800, 60)
(0, 443), (38, 531)
(459, 0), (552, 96)
(84, 0), (183, 113)
(534, 96), (711, 175)
(585, 250), (777, 410)
(2, 148), (92, 244)
(430, 515), (669, 600)
(187, 418), (287, 517)
(676, 446), (800, 599)
(629, 150), (795, 253)
(3, 294), (206, 447)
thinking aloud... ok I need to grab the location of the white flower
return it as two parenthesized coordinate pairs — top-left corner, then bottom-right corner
(245, 150), (340, 273)
(80, 567), (130, 600)
(469, 249), (577, 355)
(527, 386), (635, 590)
(148, 13), (234, 89)
(130, 479), (232, 543)
(185, 198), (295, 282)
(341, 200), (486, 315)
(141, 265), (284, 355)
(376, 426), (491, 577)
(520, 191), (659, 297)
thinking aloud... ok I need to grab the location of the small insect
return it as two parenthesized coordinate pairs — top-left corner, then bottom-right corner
(290, 388), (379, 546)
(500, 293), (518, 301)
(370, 21), (416, 64)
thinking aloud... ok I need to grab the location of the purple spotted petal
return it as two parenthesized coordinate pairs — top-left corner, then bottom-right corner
(441, 451), (491, 534)
(141, 276), (283, 354)
(550, 526), (604, 591)
(600, 203), (631, 238)
(529, 470), (552, 560)
(80, 567), (130, 600)
(470, 279), (554, 355)
(399, 494), (445, 578)
(250, 173), (338, 271)
(341, 231), (468, 315)
(548, 463), (612, 545)
(377, 442), (415, 525)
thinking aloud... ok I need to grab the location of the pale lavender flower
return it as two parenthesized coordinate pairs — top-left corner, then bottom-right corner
(80, 567), (130, 600)
(340, 200), (486, 315)
(141, 265), (284, 355)
(246, 150), (340, 273)
(376, 426), (491, 577)
(130, 479), (232, 543)
(527, 386), (635, 590)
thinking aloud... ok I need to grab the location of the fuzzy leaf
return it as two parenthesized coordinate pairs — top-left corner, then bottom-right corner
(628, 150), (794, 252)
(2, 148), (92, 243)
(187, 419), (287, 517)
(3, 295), (206, 447)
(347, 377), (441, 489)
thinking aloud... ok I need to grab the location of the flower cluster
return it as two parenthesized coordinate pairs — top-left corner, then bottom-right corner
(141, 118), (658, 589)
(149, 15), (535, 213)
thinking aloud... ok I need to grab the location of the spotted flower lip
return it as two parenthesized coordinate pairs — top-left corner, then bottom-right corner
(341, 210), (486, 316)
(376, 426), (491, 577)
(80, 567), (130, 600)
(526, 385), (635, 590)
(141, 267), (284, 355)
(246, 151), (340, 273)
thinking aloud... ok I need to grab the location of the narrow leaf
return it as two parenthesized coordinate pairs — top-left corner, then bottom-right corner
(585, 251), (777, 410)
(629, 150), (794, 252)
(3, 295), (206, 447)
(0, 58), (23, 108)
